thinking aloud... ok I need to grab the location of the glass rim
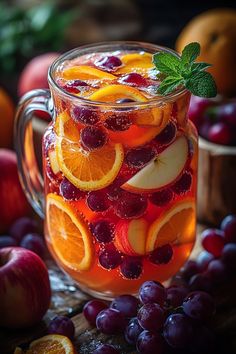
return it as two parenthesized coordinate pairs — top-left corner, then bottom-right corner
(48, 41), (188, 108)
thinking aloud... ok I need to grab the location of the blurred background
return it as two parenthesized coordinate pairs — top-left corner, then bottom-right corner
(1, 0), (236, 99)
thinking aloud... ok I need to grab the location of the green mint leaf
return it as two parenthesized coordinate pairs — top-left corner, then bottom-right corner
(185, 71), (217, 97)
(153, 52), (182, 76)
(181, 42), (200, 64)
(191, 62), (212, 72)
(157, 76), (184, 95)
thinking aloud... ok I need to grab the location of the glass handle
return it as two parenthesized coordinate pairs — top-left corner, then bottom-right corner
(14, 89), (52, 219)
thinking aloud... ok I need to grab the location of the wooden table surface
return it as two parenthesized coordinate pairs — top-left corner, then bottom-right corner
(1, 225), (236, 354)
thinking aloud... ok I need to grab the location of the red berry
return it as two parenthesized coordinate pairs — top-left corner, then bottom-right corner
(126, 147), (155, 168)
(149, 244), (173, 265)
(115, 192), (147, 219)
(172, 171), (192, 195)
(87, 190), (109, 212)
(154, 122), (176, 145)
(60, 178), (85, 200)
(72, 106), (99, 125)
(188, 96), (212, 128)
(90, 220), (114, 243)
(120, 73), (147, 87)
(120, 256), (143, 279)
(149, 188), (173, 206)
(208, 122), (232, 145)
(63, 80), (88, 94)
(81, 126), (107, 150)
(104, 114), (132, 131)
(95, 56), (122, 71)
(99, 244), (122, 270)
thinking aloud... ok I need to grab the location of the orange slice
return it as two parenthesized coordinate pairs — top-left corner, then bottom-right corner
(89, 84), (148, 102)
(47, 194), (93, 271)
(117, 53), (154, 75)
(62, 65), (116, 80)
(14, 334), (77, 354)
(146, 199), (196, 252)
(55, 113), (124, 190)
(134, 103), (173, 129)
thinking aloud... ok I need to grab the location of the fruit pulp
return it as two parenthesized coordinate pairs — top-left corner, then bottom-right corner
(43, 47), (197, 298)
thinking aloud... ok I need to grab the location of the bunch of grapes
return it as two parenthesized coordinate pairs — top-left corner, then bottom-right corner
(81, 214), (236, 354)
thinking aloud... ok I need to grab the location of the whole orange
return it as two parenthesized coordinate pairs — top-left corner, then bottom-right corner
(0, 88), (15, 148)
(176, 8), (236, 97)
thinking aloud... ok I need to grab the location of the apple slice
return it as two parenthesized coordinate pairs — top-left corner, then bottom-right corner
(115, 218), (148, 256)
(122, 136), (188, 193)
(48, 149), (60, 175)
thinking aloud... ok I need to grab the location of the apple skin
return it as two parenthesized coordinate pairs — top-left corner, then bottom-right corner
(18, 52), (60, 97)
(0, 149), (30, 233)
(0, 247), (51, 328)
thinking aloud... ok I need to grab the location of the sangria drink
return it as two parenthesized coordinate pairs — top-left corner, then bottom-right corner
(43, 42), (197, 298)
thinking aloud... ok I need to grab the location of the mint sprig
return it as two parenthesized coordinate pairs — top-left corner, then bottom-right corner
(153, 42), (217, 97)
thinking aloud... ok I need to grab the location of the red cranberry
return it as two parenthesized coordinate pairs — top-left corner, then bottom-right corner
(95, 56), (122, 71)
(104, 114), (132, 131)
(149, 244), (173, 265)
(120, 256), (143, 279)
(99, 244), (122, 269)
(115, 192), (147, 219)
(63, 80), (88, 94)
(120, 73), (147, 87)
(71, 106), (99, 125)
(172, 172), (192, 195)
(87, 190), (109, 212)
(125, 147), (155, 168)
(149, 188), (173, 206)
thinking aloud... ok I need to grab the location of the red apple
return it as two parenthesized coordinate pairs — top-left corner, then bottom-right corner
(115, 218), (148, 256)
(0, 247), (51, 328)
(0, 149), (30, 232)
(18, 52), (60, 97)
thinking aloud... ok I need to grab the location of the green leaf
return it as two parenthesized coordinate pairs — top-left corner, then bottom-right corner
(157, 76), (184, 95)
(153, 52), (182, 76)
(181, 42), (200, 64)
(185, 71), (217, 97)
(191, 62), (212, 72)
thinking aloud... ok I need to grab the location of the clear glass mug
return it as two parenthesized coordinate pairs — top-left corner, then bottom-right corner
(15, 42), (198, 299)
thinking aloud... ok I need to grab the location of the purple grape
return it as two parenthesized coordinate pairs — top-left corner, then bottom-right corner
(104, 114), (132, 131)
(222, 243), (236, 270)
(191, 325), (216, 354)
(0, 236), (17, 248)
(115, 192), (147, 219)
(87, 191), (109, 212)
(167, 286), (189, 308)
(72, 106), (99, 125)
(201, 228), (225, 257)
(60, 178), (85, 200)
(63, 80), (88, 94)
(196, 251), (214, 272)
(124, 317), (143, 345)
(139, 280), (167, 306)
(163, 313), (193, 348)
(117, 98), (135, 104)
(149, 189), (173, 207)
(83, 300), (108, 326)
(120, 73), (147, 87)
(95, 56), (122, 71)
(48, 315), (75, 340)
(217, 103), (236, 127)
(172, 172), (192, 195)
(220, 214), (236, 243)
(120, 256), (143, 279)
(182, 260), (200, 281)
(93, 344), (120, 354)
(155, 122), (176, 145)
(208, 122), (232, 145)
(110, 294), (139, 318)
(99, 244), (122, 270)
(183, 291), (215, 321)
(188, 96), (211, 128)
(106, 176), (126, 201)
(9, 217), (38, 243)
(207, 259), (228, 283)
(199, 121), (212, 140)
(96, 308), (126, 334)
(137, 303), (164, 331)
(90, 220), (114, 243)
(81, 126), (107, 150)
(149, 244), (173, 265)
(126, 147), (155, 168)
(20, 233), (45, 258)
(189, 273), (212, 293)
(136, 330), (164, 354)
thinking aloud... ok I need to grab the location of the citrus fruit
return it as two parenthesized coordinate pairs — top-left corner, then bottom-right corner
(46, 193), (93, 271)
(89, 84), (148, 102)
(62, 65), (116, 80)
(134, 103), (172, 128)
(117, 53), (154, 75)
(146, 199), (196, 252)
(55, 112), (124, 190)
(16, 334), (76, 354)
(176, 8), (236, 96)
(0, 88), (15, 148)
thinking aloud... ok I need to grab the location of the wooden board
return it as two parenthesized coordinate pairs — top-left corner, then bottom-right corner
(1, 225), (236, 354)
